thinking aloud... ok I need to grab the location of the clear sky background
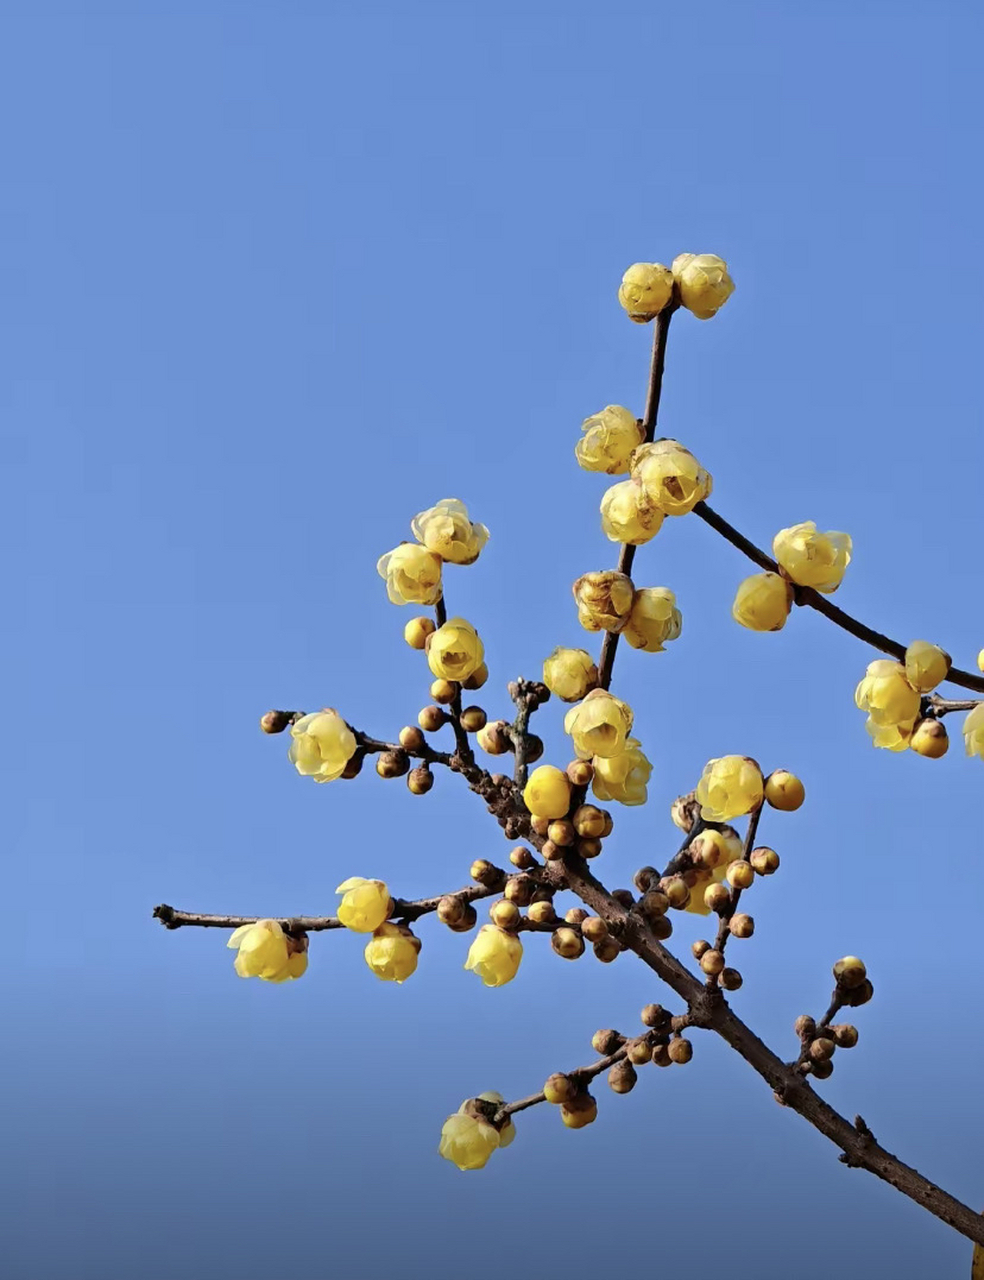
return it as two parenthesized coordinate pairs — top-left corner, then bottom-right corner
(3, 4), (982, 1278)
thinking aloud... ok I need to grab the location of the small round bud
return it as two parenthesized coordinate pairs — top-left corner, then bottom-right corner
(581, 916), (608, 943)
(750, 847), (780, 875)
(703, 882), (731, 913)
(729, 913), (754, 939)
(794, 1015), (816, 1040)
(460, 706), (488, 733)
(470, 859), (504, 888)
(260, 709), (294, 735)
(700, 949), (725, 976)
(632, 866), (658, 894)
(572, 804), (606, 838)
(593, 936), (621, 963)
(376, 749), (410, 779)
(727, 861), (755, 890)
(565, 908), (589, 925)
(592, 1028), (623, 1055)
(490, 899), (521, 930)
(639, 890), (670, 920)
(668, 1037), (693, 1065)
(527, 901), (556, 924)
(418, 705), (447, 733)
(810, 1058), (834, 1080)
(531, 816), (551, 837)
(720, 967), (743, 991)
(543, 1072), (576, 1104)
(649, 915), (673, 940)
(430, 678), (457, 705)
(476, 720), (511, 755)
(509, 845), (535, 869)
(407, 765), (434, 795)
(764, 770), (806, 811)
(690, 831), (724, 869)
(504, 875), (535, 906)
(608, 1061), (637, 1094)
(833, 956), (867, 989)
(910, 718), (949, 759)
(626, 1037), (652, 1065)
(611, 889), (635, 909)
(651, 1043), (672, 1067)
(547, 820), (576, 848)
(437, 895), (466, 926)
(560, 1091), (597, 1129)
(670, 792), (698, 832)
(661, 876), (691, 909)
(567, 759), (594, 787)
(404, 616), (436, 650)
(641, 1003), (669, 1029)
(692, 939), (711, 960)
(462, 663), (489, 690)
(599, 811), (615, 838)
(530, 887), (554, 903)
(447, 904), (478, 933)
(578, 838), (603, 859)
(809, 1037), (836, 1062)
(841, 978), (874, 1007)
(525, 734), (544, 763)
(552, 927), (585, 960)
(832, 1024), (859, 1049)
(540, 840), (563, 861)
(399, 725), (426, 751)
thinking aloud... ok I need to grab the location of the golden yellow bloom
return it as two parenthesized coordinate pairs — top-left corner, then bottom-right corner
(464, 925), (523, 987)
(623, 587), (682, 652)
(438, 1112), (500, 1170)
(591, 738), (652, 806)
(288, 710), (357, 783)
(903, 641), (950, 694)
(630, 439), (712, 516)
(964, 704), (984, 760)
(427, 617), (485, 682)
(671, 253), (735, 320)
(376, 542), (443, 606)
(732, 573), (793, 632)
(599, 479), (664, 545)
(336, 877), (392, 933)
(523, 765), (572, 819)
(865, 717), (913, 752)
(575, 406), (645, 475)
(410, 498), (489, 566)
(364, 923), (419, 983)
(772, 522), (852, 594)
(542, 647), (598, 702)
(696, 756), (764, 822)
(227, 919), (307, 983)
(855, 659), (921, 728)
(564, 689), (634, 759)
(618, 262), (674, 323)
(573, 571), (634, 633)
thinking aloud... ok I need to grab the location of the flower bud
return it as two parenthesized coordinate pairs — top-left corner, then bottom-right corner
(464, 925), (523, 987)
(567, 759), (595, 787)
(726, 861), (754, 890)
(832, 1024), (859, 1049)
(594, 937), (621, 963)
(841, 978), (874, 1007)
(504, 875), (536, 906)
(490, 899), (521, 930)
(447, 904), (478, 933)
(641, 1003), (669, 1029)
(764, 769), (805, 811)
(721, 968), (743, 991)
(438, 895), (466, 926)
(773, 522), (851, 594)
(910, 717), (948, 758)
(407, 765), (434, 795)
(703, 882), (731, 913)
(700, 949), (725, 976)
(428, 617), (484, 683)
(671, 792), (698, 832)
(376, 749), (410, 779)
(527, 901), (556, 924)
(404, 616), (436, 650)
(650, 1043), (672, 1067)
(470, 859), (505, 888)
(581, 916), (608, 943)
(693, 940), (711, 959)
(668, 1037), (693, 1064)
(411, 498), (489, 566)
(608, 1061), (638, 1094)
(377, 542), (443, 606)
(364, 923), (419, 983)
(575, 405), (645, 474)
(618, 261), (673, 322)
(565, 908), (589, 925)
(560, 1091), (598, 1129)
(418, 705), (447, 733)
(672, 252), (735, 319)
(476, 719), (511, 755)
(600, 479), (664, 545)
(573, 570), (635, 633)
(523, 766), (572, 820)
(729, 913), (754, 939)
(551, 927), (585, 960)
(731, 571), (794, 632)
(460, 706), (487, 733)
(833, 956), (866, 989)
(809, 1037), (836, 1062)
(639, 890), (670, 920)
(630, 439), (712, 516)
(661, 876), (691, 909)
(543, 1073), (576, 1104)
(750, 847), (780, 875)
(626, 1037), (653, 1065)
(462, 663), (489, 690)
(260, 709), (294, 735)
(592, 1028), (623, 1055)
(399, 725), (426, 752)
(810, 1058), (834, 1080)
(904, 641), (951, 693)
(430, 678), (457, 705)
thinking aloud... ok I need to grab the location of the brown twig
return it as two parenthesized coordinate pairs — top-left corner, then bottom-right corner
(495, 1044), (630, 1121)
(707, 801), (764, 981)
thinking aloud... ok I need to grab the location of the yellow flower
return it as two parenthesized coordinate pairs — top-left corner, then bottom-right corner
(573, 571), (634, 633)
(854, 659), (921, 727)
(288, 710), (357, 783)
(474, 1092), (515, 1147)
(464, 925), (523, 987)
(523, 765), (571, 819)
(630, 439), (712, 516)
(336, 877), (392, 933)
(773, 522), (852, 594)
(732, 573), (793, 632)
(227, 919), (307, 983)
(600, 479), (665, 545)
(978, 649), (984, 674)
(427, 617), (485, 682)
(865, 717), (913, 752)
(410, 498), (489, 566)
(542, 647), (598, 702)
(438, 1113), (500, 1171)
(617, 262), (674, 323)
(964, 704), (984, 760)
(623, 587), (682, 652)
(564, 689), (634, 759)
(696, 756), (764, 822)
(575, 406), (645, 475)
(376, 542), (443, 606)
(903, 641), (951, 694)
(364, 922), (419, 983)
(591, 738), (652, 806)
(671, 253), (735, 320)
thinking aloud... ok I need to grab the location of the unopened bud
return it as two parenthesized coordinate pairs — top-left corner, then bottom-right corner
(527, 901), (556, 924)
(462, 663), (489, 690)
(430, 678), (457, 705)
(809, 1037), (836, 1062)
(608, 1060), (638, 1094)
(577, 838), (603, 859)
(592, 1028), (624, 1055)
(552, 927), (585, 960)
(670, 792), (698, 832)
(833, 956), (867, 989)
(470, 859), (505, 888)
(700, 949), (725, 976)
(727, 862), (755, 890)
(504, 875), (535, 906)
(376, 749), (410, 779)
(832, 1024), (859, 1049)
(721, 967), (743, 991)
(668, 1037), (693, 1065)
(547, 820), (576, 848)
(407, 765), (433, 794)
(437, 895), (465, 926)
(750, 847), (780, 875)
(567, 759), (594, 786)
(641, 1003), (669, 1029)
(593, 936), (621, 963)
(729, 913), (754, 939)
(460, 706), (487, 733)
(399, 725), (426, 751)
(418, 705), (447, 733)
(260, 709), (294, 735)
(476, 720), (511, 755)
(581, 916), (608, 943)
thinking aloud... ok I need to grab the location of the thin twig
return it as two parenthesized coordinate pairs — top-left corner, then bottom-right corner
(495, 1045), (629, 1121)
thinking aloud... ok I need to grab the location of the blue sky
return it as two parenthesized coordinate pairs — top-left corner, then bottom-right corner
(3, 5), (983, 1278)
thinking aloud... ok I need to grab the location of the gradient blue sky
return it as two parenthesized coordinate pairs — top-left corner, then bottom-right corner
(3, 5), (983, 1278)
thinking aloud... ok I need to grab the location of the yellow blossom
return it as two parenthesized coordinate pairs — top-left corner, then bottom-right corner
(464, 925), (523, 987)
(573, 571), (634, 633)
(671, 253), (735, 320)
(474, 1092), (515, 1147)
(575, 406), (645, 475)
(600, 479), (665, 545)
(427, 617), (485, 683)
(564, 689), (634, 759)
(964, 705), (984, 760)
(376, 542), (443, 606)
(438, 1112), (500, 1170)
(630, 439), (712, 516)
(364, 922), (419, 983)
(227, 919), (307, 983)
(410, 498), (489, 566)
(523, 765), (572, 819)
(903, 641), (951, 694)
(865, 717), (913, 752)
(696, 756), (764, 822)
(764, 770), (805, 811)
(684, 828), (744, 915)
(336, 877), (392, 933)
(732, 573), (793, 632)
(618, 262), (674, 323)
(542, 647), (598, 702)
(591, 738), (652, 806)
(623, 587), (682, 652)
(855, 659), (921, 728)
(773, 522), (852, 594)
(288, 710), (357, 783)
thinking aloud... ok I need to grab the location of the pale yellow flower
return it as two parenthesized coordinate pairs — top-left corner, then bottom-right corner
(732, 573), (793, 632)
(464, 925), (523, 987)
(623, 587), (682, 652)
(671, 253), (735, 320)
(336, 877), (392, 933)
(591, 738), (652, 806)
(288, 710), (357, 783)
(600, 479), (664, 545)
(855, 660), (921, 727)
(364, 922), (419, 983)
(575, 406), (644, 475)
(410, 498), (489, 566)
(427, 617), (485, 682)
(439, 1112), (500, 1170)
(573, 571), (634, 633)
(964, 704), (984, 760)
(865, 717), (913, 752)
(542, 647), (598, 702)
(903, 641), (950, 694)
(630, 439), (712, 516)
(696, 756), (764, 822)
(227, 919), (307, 983)
(473, 1092), (515, 1147)
(773, 522), (852, 594)
(618, 262), (674, 322)
(564, 689), (634, 759)
(377, 542), (443, 606)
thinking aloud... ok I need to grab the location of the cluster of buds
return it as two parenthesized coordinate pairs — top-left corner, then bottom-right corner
(793, 957), (870, 1080)
(616, 253), (735, 324)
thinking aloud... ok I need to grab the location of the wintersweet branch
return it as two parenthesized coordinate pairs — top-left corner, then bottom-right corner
(693, 501), (984, 695)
